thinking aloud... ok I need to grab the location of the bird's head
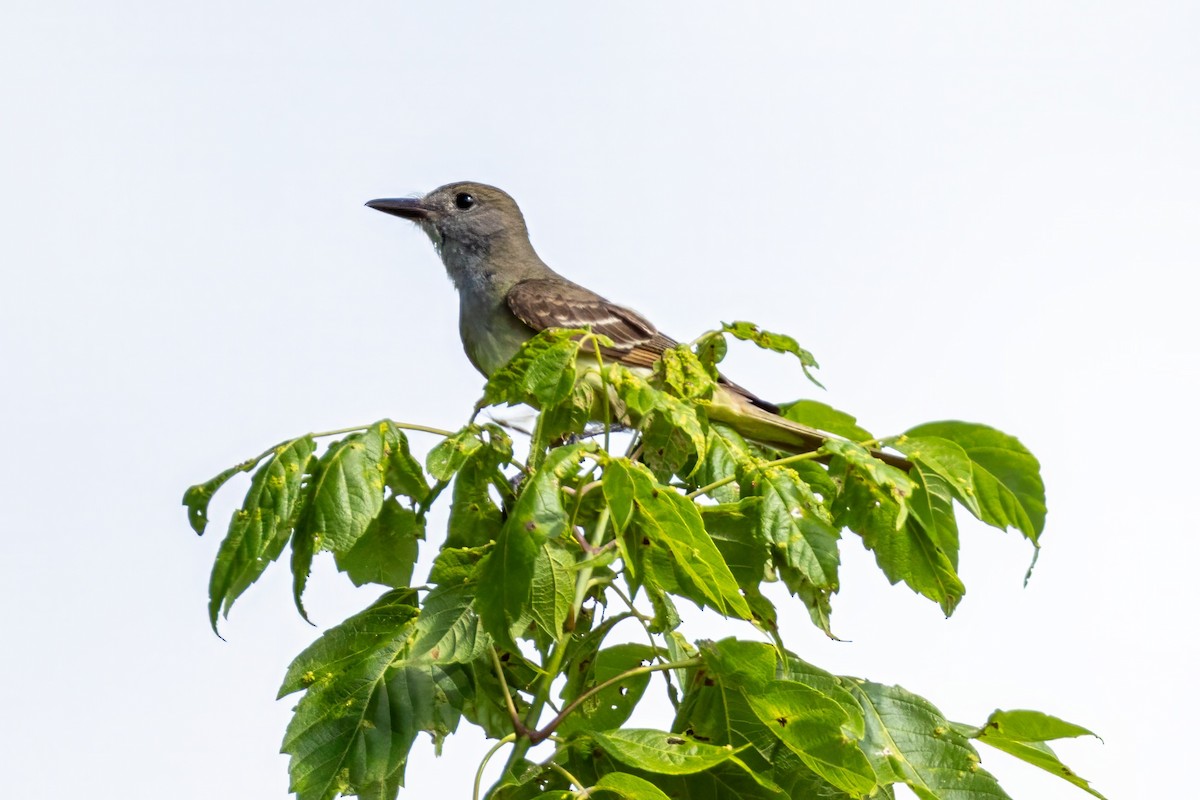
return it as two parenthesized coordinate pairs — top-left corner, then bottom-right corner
(366, 182), (529, 258)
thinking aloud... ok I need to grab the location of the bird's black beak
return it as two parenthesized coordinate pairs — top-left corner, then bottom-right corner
(365, 198), (429, 220)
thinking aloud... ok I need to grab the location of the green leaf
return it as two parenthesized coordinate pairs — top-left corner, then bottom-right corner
(782, 656), (867, 739)
(741, 586), (780, 634)
(694, 330), (728, 372)
(906, 467), (961, 570)
(307, 427), (392, 553)
(183, 448), (276, 535)
(837, 469), (965, 616)
(482, 328), (586, 409)
(975, 708), (1099, 741)
(722, 321), (823, 388)
(475, 528), (538, 648)
(746, 683), (877, 796)
(566, 725), (790, 798)
(278, 590), (422, 800)
(653, 346), (716, 402)
(380, 423), (430, 504)
(826, 435), (965, 613)
(602, 363), (659, 419)
(692, 425), (754, 503)
(558, 643), (657, 736)
(776, 753), (893, 800)
(847, 679), (1010, 800)
(509, 443), (589, 542)
(407, 583), (490, 664)
(428, 545), (486, 586)
(753, 466), (840, 582)
(591, 772), (673, 800)
(750, 465), (840, 633)
(334, 498), (422, 589)
(622, 461), (750, 619)
(644, 587), (681, 634)
(605, 364), (708, 480)
(426, 425), (485, 482)
(678, 641), (867, 799)
(589, 729), (740, 775)
(779, 400), (873, 442)
(523, 337), (582, 407)
(674, 640), (785, 779)
(968, 709), (1106, 799)
(486, 762), (573, 800)
(903, 421), (1045, 542)
(475, 445), (588, 645)
(462, 656), (530, 741)
(821, 439), (916, 508)
(643, 401), (708, 481)
(699, 499), (769, 589)
(287, 426), (399, 620)
(206, 435), (316, 631)
(554, 613), (637, 708)
(547, 387), (607, 449)
(891, 435), (980, 518)
(291, 513), (316, 623)
(694, 640), (875, 795)
(445, 445), (507, 549)
(530, 538), (577, 643)
(603, 459), (637, 533)
(278, 588), (416, 695)
(696, 638), (776, 691)
(658, 765), (791, 800)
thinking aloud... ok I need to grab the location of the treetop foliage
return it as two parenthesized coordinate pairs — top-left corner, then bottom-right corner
(184, 322), (1100, 800)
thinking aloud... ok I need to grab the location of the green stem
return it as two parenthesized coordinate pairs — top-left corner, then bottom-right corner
(567, 476), (603, 534)
(489, 646), (529, 737)
(547, 762), (586, 793)
(503, 504), (613, 775)
(503, 636), (568, 774)
(416, 478), (450, 520)
(570, 506), (611, 621)
(310, 420), (457, 439)
(528, 409), (550, 472)
(525, 640), (569, 731)
(473, 733), (517, 800)
(606, 584), (681, 707)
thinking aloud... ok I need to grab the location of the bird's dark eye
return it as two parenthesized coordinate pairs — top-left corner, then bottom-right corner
(455, 192), (476, 210)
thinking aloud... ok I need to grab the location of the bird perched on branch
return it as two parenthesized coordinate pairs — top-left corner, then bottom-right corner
(367, 181), (908, 470)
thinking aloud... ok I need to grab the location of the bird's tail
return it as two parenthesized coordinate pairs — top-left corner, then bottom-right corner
(705, 390), (912, 471)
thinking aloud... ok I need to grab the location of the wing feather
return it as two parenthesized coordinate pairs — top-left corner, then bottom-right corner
(505, 277), (778, 413)
(506, 278), (675, 365)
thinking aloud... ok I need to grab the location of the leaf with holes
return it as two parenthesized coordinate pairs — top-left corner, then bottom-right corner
(558, 643), (657, 736)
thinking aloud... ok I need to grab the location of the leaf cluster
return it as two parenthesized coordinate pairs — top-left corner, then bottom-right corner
(184, 325), (1098, 800)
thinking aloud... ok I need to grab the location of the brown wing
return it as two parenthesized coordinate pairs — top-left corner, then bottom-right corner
(505, 278), (677, 368)
(505, 278), (779, 413)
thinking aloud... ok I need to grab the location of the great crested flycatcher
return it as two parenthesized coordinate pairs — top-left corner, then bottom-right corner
(367, 181), (908, 469)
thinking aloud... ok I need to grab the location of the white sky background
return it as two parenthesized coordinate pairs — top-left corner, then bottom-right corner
(1, 3), (1196, 798)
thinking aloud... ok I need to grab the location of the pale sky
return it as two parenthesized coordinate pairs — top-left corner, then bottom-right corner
(2, 3), (1197, 798)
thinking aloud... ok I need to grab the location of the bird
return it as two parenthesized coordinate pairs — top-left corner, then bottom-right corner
(366, 181), (908, 470)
